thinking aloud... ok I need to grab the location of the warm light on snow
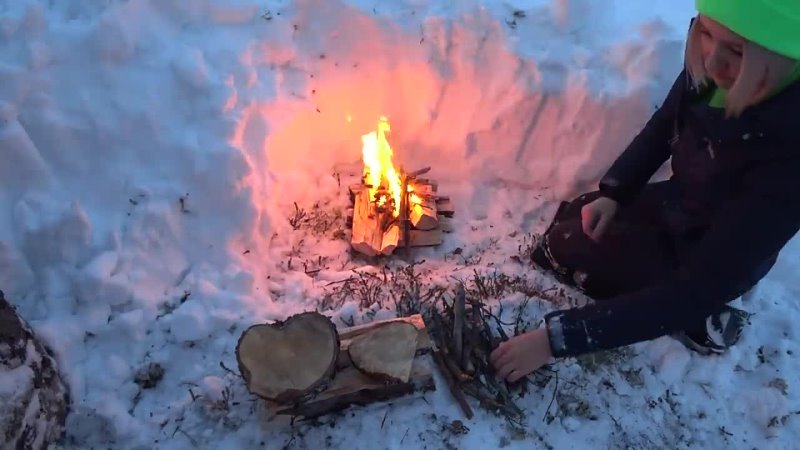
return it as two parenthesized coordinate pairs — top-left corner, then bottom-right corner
(3, 1), (798, 449)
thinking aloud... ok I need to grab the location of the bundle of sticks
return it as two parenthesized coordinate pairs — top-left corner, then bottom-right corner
(423, 284), (526, 420)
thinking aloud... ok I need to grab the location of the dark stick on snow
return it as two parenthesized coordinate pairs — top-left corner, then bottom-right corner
(429, 308), (471, 382)
(432, 348), (474, 419)
(407, 166), (432, 178)
(399, 170), (411, 253)
(452, 283), (466, 363)
(427, 309), (474, 418)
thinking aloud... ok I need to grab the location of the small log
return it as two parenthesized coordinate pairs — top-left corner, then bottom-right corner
(414, 178), (438, 193)
(380, 222), (401, 255)
(409, 181), (439, 230)
(401, 228), (443, 247)
(409, 201), (438, 231)
(408, 166), (432, 178)
(436, 198), (454, 217)
(348, 322), (419, 383)
(410, 182), (436, 197)
(236, 312), (339, 403)
(438, 216), (454, 233)
(351, 188), (386, 256)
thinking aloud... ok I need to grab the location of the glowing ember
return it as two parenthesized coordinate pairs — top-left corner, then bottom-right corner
(361, 117), (421, 217)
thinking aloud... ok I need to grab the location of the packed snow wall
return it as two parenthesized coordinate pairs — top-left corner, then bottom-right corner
(0, 0), (693, 314)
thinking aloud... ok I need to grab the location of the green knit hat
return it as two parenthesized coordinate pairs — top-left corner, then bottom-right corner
(696, 0), (800, 59)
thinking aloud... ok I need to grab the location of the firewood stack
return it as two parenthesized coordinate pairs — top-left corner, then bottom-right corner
(346, 167), (454, 257)
(423, 284), (525, 420)
(236, 313), (436, 419)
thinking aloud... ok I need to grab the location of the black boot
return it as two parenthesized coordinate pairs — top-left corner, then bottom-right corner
(674, 305), (751, 355)
(531, 200), (571, 272)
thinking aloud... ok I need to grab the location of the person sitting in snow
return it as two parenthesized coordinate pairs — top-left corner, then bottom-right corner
(491, 0), (800, 383)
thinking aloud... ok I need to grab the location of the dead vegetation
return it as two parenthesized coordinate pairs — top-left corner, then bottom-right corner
(287, 201), (347, 238)
(318, 261), (444, 317)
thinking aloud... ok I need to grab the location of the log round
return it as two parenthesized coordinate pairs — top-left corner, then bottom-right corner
(348, 321), (418, 383)
(0, 290), (70, 450)
(236, 312), (340, 402)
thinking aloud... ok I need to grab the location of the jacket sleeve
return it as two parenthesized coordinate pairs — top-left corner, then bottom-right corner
(598, 70), (688, 205)
(545, 157), (800, 357)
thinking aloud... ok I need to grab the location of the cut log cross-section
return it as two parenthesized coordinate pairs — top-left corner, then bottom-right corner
(267, 314), (436, 419)
(236, 312), (340, 403)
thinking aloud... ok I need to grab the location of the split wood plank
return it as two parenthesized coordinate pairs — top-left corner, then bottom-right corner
(351, 188), (399, 256)
(436, 198), (454, 217)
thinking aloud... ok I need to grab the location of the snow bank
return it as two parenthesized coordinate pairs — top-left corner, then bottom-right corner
(6, 1), (799, 450)
(0, 0), (693, 303)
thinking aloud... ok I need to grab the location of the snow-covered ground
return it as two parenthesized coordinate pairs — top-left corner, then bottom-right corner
(2, 0), (799, 448)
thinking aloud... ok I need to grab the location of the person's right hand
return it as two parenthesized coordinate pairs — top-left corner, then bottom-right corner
(581, 197), (619, 242)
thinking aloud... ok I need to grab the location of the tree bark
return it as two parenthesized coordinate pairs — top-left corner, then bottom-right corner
(0, 290), (69, 450)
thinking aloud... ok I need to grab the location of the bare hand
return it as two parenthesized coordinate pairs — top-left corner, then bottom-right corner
(581, 197), (619, 242)
(490, 328), (553, 383)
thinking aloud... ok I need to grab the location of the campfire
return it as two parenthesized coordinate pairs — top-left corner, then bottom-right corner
(346, 117), (454, 256)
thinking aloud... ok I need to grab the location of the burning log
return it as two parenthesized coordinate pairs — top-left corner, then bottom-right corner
(351, 188), (398, 257)
(409, 186), (439, 231)
(381, 223), (402, 255)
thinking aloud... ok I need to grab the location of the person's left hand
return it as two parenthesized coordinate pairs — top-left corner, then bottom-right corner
(490, 328), (554, 382)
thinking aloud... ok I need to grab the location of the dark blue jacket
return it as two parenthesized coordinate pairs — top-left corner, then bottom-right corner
(545, 69), (800, 357)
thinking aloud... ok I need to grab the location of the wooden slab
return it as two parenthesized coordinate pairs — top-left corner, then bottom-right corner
(268, 315), (434, 419)
(435, 198), (454, 217)
(351, 188), (395, 256)
(414, 179), (438, 192)
(438, 216), (454, 233)
(409, 201), (438, 231)
(348, 183), (365, 205)
(401, 228), (443, 247)
(380, 223), (401, 256)
(339, 315), (431, 351)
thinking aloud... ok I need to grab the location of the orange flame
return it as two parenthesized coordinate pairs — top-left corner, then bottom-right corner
(361, 117), (406, 217)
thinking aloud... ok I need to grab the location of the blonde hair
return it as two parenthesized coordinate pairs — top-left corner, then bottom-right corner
(685, 16), (797, 117)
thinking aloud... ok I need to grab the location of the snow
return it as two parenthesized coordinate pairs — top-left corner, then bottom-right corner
(1, 0), (799, 449)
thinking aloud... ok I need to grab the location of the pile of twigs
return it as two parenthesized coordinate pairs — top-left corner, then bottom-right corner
(423, 283), (526, 421)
